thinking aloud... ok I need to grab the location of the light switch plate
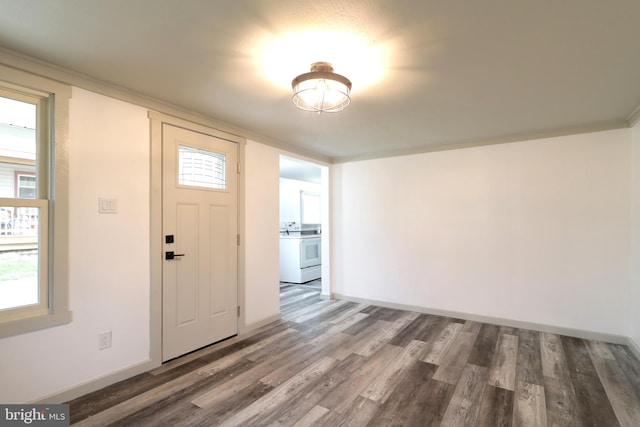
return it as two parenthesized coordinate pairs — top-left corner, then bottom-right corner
(98, 198), (118, 214)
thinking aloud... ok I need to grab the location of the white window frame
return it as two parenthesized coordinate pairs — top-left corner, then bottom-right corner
(0, 65), (71, 337)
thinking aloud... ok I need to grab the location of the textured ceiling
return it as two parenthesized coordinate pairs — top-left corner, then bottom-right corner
(1, 1), (639, 161)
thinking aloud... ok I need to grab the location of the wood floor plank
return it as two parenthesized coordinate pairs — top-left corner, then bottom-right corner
(280, 294), (322, 316)
(540, 332), (570, 381)
(587, 341), (640, 426)
(609, 343), (640, 402)
(73, 356), (256, 426)
(68, 372), (157, 424)
(246, 321), (334, 363)
(326, 302), (369, 325)
(516, 329), (544, 386)
(403, 378), (457, 426)
(462, 319), (483, 335)
(543, 376), (583, 427)
(314, 396), (379, 427)
(468, 323), (501, 367)
(259, 331), (352, 387)
(432, 328), (482, 385)
(307, 312), (369, 345)
(586, 339), (617, 360)
(421, 321), (464, 365)
(351, 313), (418, 358)
(319, 344), (402, 414)
(539, 332), (582, 426)
(193, 327), (298, 376)
(299, 300), (358, 327)
(364, 306), (408, 322)
(292, 405), (329, 427)
(388, 312), (433, 347)
(513, 381), (547, 427)
(330, 320), (385, 361)
(414, 314), (450, 343)
(440, 363), (488, 426)
(120, 370), (271, 427)
(182, 381), (274, 427)
(500, 326), (520, 335)
(254, 353), (367, 426)
(279, 288), (320, 307)
(191, 341), (314, 409)
(487, 333), (519, 391)
(561, 335), (620, 427)
(284, 298), (333, 322)
(360, 340), (427, 403)
(341, 313), (379, 335)
(366, 360), (439, 427)
(476, 384), (514, 427)
(218, 356), (338, 427)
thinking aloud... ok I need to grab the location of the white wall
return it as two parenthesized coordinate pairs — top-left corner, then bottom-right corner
(631, 121), (640, 351)
(244, 141), (281, 328)
(0, 88), (151, 403)
(332, 129), (631, 337)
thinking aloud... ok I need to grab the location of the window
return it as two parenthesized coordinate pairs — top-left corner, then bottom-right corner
(301, 191), (321, 224)
(0, 66), (71, 337)
(178, 144), (227, 189)
(16, 173), (36, 198)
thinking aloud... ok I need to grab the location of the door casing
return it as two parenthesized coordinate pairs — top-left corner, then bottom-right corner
(149, 111), (247, 366)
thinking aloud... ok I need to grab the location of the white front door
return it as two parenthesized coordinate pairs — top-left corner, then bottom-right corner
(162, 123), (238, 362)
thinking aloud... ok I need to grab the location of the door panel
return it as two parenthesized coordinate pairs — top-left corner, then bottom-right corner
(162, 124), (238, 362)
(175, 203), (198, 326)
(209, 204), (229, 316)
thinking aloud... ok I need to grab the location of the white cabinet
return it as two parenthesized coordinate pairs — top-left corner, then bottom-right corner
(280, 235), (321, 283)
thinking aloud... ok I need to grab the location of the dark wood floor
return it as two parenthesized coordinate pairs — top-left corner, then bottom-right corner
(68, 280), (640, 426)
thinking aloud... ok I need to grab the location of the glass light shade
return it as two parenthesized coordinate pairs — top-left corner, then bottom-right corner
(292, 62), (352, 113)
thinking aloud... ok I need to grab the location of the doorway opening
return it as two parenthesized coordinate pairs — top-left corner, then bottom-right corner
(278, 156), (329, 307)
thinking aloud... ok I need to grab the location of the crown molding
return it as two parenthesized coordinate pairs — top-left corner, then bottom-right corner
(627, 103), (640, 127)
(332, 121), (630, 164)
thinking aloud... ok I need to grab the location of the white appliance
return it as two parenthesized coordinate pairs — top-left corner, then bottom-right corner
(280, 234), (321, 283)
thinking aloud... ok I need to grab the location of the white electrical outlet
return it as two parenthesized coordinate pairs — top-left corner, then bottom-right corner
(99, 331), (112, 350)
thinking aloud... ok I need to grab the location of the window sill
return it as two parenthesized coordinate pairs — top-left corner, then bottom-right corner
(0, 310), (73, 338)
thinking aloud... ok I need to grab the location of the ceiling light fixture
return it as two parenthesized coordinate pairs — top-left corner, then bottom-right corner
(291, 62), (352, 113)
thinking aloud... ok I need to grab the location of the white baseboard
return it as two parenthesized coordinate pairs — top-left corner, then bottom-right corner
(627, 337), (640, 361)
(31, 359), (158, 404)
(332, 293), (630, 345)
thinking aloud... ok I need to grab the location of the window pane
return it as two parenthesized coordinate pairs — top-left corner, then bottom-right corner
(0, 97), (41, 310)
(0, 96), (37, 199)
(301, 192), (321, 224)
(0, 206), (39, 310)
(178, 145), (226, 189)
(18, 174), (36, 199)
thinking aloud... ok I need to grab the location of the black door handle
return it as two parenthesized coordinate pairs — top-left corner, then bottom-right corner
(165, 251), (186, 260)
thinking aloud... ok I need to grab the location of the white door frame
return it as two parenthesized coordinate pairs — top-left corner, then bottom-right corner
(148, 111), (246, 366)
